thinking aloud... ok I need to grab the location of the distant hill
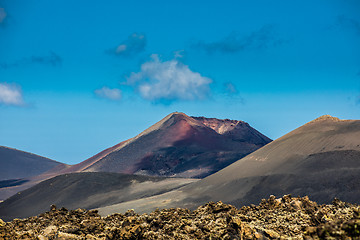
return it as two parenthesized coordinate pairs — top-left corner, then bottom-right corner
(67, 112), (271, 178)
(0, 146), (67, 181)
(0, 172), (197, 221)
(0, 112), (271, 216)
(95, 115), (360, 216)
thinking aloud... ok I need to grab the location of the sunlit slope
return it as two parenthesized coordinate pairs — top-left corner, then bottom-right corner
(97, 115), (360, 215)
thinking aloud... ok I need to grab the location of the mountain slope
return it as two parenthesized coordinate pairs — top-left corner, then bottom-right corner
(96, 115), (360, 216)
(69, 112), (271, 178)
(0, 172), (197, 221)
(0, 112), (270, 201)
(0, 146), (67, 181)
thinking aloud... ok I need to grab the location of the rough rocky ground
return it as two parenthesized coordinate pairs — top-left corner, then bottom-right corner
(1, 195), (359, 239)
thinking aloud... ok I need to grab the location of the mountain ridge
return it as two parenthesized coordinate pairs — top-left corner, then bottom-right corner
(0, 112), (271, 201)
(93, 115), (360, 215)
(69, 112), (271, 178)
(2, 114), (360, 221)
(0, 146), (68, 181)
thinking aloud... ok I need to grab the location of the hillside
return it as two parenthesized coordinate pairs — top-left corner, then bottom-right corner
(0, 112), (270, 202)
(0, 172), (197, 221)
(96, 115), (360, 215)
(0, 146), (66, 181)
(67, 112), (271, 178)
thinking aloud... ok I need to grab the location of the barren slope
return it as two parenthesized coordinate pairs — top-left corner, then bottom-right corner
(70, 112), (271, 178)
(0, 172), (197, 221)
(0, 112), (270, 202)
(0, 146), (66, 181)
(97, 115), (360, 215)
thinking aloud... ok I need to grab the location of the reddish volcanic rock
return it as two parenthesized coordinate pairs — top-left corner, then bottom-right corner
(0, 112), (271, 201)
(193, 116), (246, 134)
(2, 195), (359, 239)
(73, 112), (271, 178)
(193, 116), (271, 144)
(64, 140), (129, 173)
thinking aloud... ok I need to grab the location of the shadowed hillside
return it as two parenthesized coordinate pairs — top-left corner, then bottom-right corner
(0, 146), (67, 181)
(0, 113), (270, 201)
(95, 115), (360, 215)
(0, 172), (197, 221)
(68, 112), (271, 178)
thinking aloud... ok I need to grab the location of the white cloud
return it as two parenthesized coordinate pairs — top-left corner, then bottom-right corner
(116, 44), (127, 54)
(0, 8), (6, 23)
(109, 33), (146, 57)
(127, 54), (212, 101)
(0, 82), (24, 106)
(95, 86), (122, 100)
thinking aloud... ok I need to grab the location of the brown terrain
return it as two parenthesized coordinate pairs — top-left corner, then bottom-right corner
(0, 172), (198, 221)
(0, 112), (271, 201)
(1, 195), (360, 239)
(95, 115), (360, 216)
(2, 114), (360, 239)
(66, 112), (271, 178)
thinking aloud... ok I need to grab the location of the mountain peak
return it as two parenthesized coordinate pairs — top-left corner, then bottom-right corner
(169, 111), (188, 117)
(109, 112), (198, 153)
(142, 112), (194, 133)
(67, 112), (271, 178)
(166, 112), (194, 123)
(308, 115), (341, 124)
(192, 116), (248, 135)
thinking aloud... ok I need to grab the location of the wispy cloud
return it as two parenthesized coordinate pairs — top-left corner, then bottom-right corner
(337, 15), (360, 35)
(95, 86), (122, 100)
(0, 52), (62, 69)
(173, 50), (185, 59)
(0, 8), (6, 24)
(0, 82), (24, 106)
(224, 82), (238, 95)
(194, 25), (284, 54)
(127, 54), (212, 102)
(107, 33), (146, 57)
(223, 82), (245, 103)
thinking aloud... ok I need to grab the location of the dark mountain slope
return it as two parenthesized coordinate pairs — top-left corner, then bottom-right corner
(72, 112), (271, 178)
(0, 172), (197, 221)
(96, 115), (360, 216)
(0, 112), (270, 202)
(0, 146), (67, 181)
(180, 115), (360, 205)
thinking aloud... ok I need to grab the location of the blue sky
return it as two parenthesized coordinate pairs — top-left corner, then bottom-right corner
(0, 0), (359, 164)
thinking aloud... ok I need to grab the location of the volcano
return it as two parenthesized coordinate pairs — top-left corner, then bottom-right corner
(68, 112), (271, 178)
(0, 112), (270, 201)
(95, 115), (360, 216)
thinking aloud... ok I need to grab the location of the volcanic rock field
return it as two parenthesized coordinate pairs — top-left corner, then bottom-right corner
(1, 112), (360, 239)
(1, 195), (360, 239)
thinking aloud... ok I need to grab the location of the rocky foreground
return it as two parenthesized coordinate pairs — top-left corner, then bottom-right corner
(1, 195), (360, 239)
